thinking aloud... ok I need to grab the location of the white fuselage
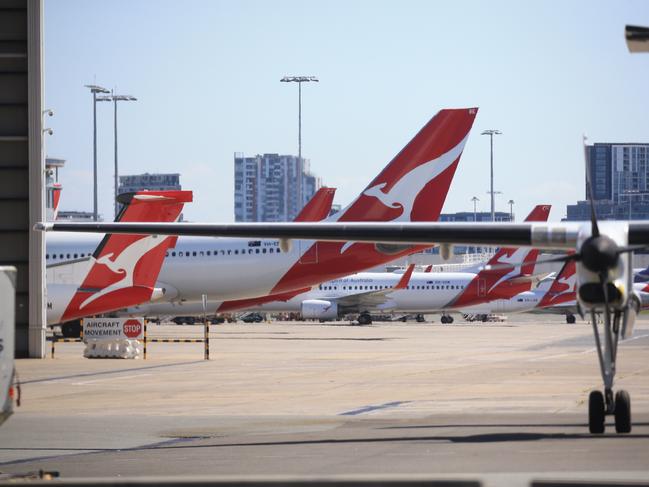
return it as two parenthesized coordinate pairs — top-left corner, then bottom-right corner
(46, 233), (314, 302)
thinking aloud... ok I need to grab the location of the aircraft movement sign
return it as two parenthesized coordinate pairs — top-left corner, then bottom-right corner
(83, 317), (144, 341)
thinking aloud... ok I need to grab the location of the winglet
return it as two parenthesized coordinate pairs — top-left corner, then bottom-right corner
(424, 264), (433, 273)
(394, 264), (415, 290)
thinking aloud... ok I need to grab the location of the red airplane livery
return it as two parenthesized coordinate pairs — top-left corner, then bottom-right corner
(46, 190), (192, 325)
(47, 108), (479, 310)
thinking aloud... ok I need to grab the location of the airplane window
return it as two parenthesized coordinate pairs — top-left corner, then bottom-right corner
(199, 251), (204, 256)
(59, 254), (63, 259)
(227, 250), (232, 255)
(165, 252), (169, 257)
(66, 254), (70, 258)
(206, 251), (211, 256)
(46, 254), (49, 259)
(255, 249), (260, 254)
(262, 249), (266, 253)
(172, 252), (176, 257)
(222, 250), (226, 255)
(193, 251), (197, 257)
(248, 249), (253, 254)
(234, 250), (238, 255)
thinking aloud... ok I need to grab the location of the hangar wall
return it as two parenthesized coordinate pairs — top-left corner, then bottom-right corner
(0, 0), (45, 357)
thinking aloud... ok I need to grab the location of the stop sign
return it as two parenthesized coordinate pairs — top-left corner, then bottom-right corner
(123, 319), (143, 338)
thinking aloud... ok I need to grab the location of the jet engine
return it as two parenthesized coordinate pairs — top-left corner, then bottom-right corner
(301, 299), (338, 320)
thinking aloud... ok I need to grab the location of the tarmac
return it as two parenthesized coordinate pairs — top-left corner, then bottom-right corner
(1, 315), (648, 486)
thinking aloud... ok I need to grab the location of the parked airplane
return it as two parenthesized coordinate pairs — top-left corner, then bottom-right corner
(46, 107), (478, 308)
(125, 205), (550, 323)
(47, 190), (192, 335)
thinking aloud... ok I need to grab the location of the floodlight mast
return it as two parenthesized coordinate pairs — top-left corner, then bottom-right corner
(280, 76), (319, 210)
(97, 92), (138, 218)
(84, 84), (110, 221)
(481, 129), (502, 222)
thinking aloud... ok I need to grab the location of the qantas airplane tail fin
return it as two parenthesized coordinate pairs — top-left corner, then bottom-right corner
(333, 108), (478, 223)
(55, 190), (192, 323)
(294, 187), (336, 222)
(485, 205), (551, 271)
(538, 255), (577, 309)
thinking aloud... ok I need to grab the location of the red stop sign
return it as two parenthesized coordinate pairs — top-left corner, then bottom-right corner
(123, 319), (142, 338)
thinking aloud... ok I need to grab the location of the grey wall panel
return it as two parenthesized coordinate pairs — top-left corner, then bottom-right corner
(0, 139), (27, 167)
(0, 105), (27, 136)
(0, 200), (29, 230)
(0, 10), (26, 40)
(0, 232), (28, 262)
(0, 73), (27, 103)
(0, 169), (28, 198)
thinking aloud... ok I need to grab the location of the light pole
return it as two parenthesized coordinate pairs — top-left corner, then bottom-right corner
(481, 129), (502, 222)
(471, 196), (479, 221)
(280, 75), (318, 210)
(97, 91), (137, 218)
(85, 84), (110, 221)
(508, 199), (515, 221)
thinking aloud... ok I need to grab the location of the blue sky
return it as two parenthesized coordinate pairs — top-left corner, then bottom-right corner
(44, 0), (649, 222)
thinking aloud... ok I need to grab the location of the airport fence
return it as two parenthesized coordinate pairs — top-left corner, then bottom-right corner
(49, 321), (211, 360)
(143, 320), (210, 360)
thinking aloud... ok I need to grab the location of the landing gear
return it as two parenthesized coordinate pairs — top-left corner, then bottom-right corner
(61, 320), (82, 338)
(615, 390), (631, 433)
(587, 307), (632, 434)
(415, 314), (425, 323)
(566, 314), (576, 324)
(440, 314), (454, 324)
(357, 313), (372, 326)
(588, 390), (605, 434)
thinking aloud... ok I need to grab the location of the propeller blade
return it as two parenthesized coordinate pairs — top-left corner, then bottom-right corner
(583, 136), (600, 238)
(615, 244), (649, 255)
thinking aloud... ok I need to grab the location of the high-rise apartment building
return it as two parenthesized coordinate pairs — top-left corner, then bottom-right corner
(234, 153), (321, 222)
(566, 143), (649, 220)
(117, 173), (182, 218)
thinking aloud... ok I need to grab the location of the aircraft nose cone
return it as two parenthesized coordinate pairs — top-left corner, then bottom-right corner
(581, 235), (619, 274)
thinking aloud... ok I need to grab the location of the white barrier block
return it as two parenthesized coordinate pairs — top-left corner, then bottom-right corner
(84, 339), (142, 359)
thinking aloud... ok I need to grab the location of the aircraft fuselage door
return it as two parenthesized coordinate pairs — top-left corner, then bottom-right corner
(477, 278), (487, 297)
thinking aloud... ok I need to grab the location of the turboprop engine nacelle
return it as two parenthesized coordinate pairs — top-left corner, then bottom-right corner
(576, 221), (631, 313)
(301, 299), (338, 321)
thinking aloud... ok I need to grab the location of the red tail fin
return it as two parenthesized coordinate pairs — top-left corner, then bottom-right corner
(59, 190), (192, 322)
(294, 187), (336, 222)
(538, 256), (577, 308)
(394, 264), (415, 290)
(486, 205), (551, 268)
(335, 108), (478, 223)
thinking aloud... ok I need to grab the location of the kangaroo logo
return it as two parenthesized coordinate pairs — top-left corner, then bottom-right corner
(361, 133), (469, 223)
(338, 134), (469, 255)
(79, 235), (167, 309)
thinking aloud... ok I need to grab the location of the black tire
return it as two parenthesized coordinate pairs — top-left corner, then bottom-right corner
(61, 321), (82, 338)
(589, 390), (606, 434)
(481, 315), (488, 322)
(566, 314), (576, 324)
(614, 390), (632, 433)
(358, 314), (372, 326)
(440, 315), (448, 324)
(447, 316), (454, 324)
(416, 314), (425, 323)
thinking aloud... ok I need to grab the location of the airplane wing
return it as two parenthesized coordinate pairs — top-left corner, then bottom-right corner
(327, 264), (415, 312)
(35, 221), (649, 249)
